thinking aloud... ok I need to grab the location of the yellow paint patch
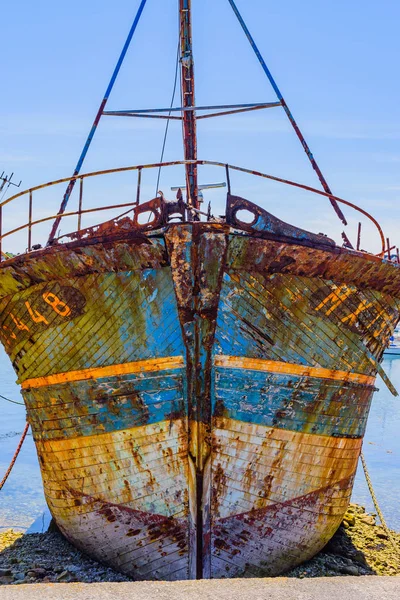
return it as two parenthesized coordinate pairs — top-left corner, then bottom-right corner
(214, 355), (375, 386)
(36, 419), (189, 519)
(21, 355), (185, 389)
(212, 416), (361, 519)
(314, 284), (354, 315)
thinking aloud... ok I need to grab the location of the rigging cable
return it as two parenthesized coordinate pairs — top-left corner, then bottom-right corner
(0, 182), (12, 203)
(155, 42), (181, 196)
(0, 393), (24, 406)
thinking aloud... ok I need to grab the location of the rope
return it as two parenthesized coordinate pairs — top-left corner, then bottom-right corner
(360, 450), (400, 558)
(0, 423), (29, 492)
(0, 393), (24, 406)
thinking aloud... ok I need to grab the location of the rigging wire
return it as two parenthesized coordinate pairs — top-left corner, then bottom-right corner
(0, 393), (24, 406)
(155, 42), (181, 196)
(0, 182), (12, 203)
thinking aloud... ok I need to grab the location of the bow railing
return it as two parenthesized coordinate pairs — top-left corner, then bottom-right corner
(0, 160), (391, 260)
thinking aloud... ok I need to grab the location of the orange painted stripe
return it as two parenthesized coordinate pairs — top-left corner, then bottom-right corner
(21, 356), (185, 389)
(214, 355), (375, 386)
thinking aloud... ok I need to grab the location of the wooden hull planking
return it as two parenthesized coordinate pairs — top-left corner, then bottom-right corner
(0, 222), (399, 579)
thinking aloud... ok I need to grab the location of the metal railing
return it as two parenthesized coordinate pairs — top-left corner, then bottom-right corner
(0, 160), (391, 259)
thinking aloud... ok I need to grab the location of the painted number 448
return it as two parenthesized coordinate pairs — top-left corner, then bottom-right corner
(9, 292), (71, 332)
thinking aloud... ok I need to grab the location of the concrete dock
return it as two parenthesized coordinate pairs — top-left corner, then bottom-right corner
(0, 577), (399, 599)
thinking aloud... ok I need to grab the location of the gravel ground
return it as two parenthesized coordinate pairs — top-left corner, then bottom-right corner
(286, 504), (400, 577)
(0, 504), (399, 585)
(0, 530), (131, 585)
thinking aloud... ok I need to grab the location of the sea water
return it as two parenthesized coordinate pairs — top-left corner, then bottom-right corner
(0, 348), (399, 531)
(0, 348), (45, 531)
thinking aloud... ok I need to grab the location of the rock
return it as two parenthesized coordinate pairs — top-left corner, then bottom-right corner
(29, 568), (47, 578)
(324, 559), (341, 572)
(13, 572), (25, 581)
(0, 569), (12, 577)
(0, 505), (394, 584)
(352, 550), (367, 564)
(66, 565), (81, 573)
(53, 565), (64, 573)
(360, 516), (376, 526)
(343, 514), (356, 527)
(326, 541), (343, 555)
(285, 504), (400, 579)
(338, 565), (360, 576)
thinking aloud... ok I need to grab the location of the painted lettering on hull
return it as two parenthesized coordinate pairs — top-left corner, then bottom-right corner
(0, 285), (85, 349)
(314, 283), (396, 339)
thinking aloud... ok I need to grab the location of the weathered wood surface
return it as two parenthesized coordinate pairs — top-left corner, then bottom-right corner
(0, 222), (399, 580)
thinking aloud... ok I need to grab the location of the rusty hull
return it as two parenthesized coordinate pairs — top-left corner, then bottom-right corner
(0, 199), (399, 580)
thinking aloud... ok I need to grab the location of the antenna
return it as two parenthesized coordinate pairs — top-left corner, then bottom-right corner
(0, 172), (22, 198)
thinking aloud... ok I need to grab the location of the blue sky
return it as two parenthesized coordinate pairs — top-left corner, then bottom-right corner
(1, 0), (400, 253)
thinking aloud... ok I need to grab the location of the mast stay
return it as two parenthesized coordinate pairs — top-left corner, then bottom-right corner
(47, 0), (347, 244)
(226, 0), (347, 227)
(47, 0), (148, 244)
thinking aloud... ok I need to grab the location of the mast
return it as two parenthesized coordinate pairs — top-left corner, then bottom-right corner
(179, 0), (199, 211)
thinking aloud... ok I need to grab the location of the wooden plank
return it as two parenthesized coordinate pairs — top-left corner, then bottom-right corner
(214, 355), (374, 385)
(23, 356), (184, 389)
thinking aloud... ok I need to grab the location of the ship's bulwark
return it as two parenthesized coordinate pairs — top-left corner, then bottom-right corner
(0, 223), (399, 580)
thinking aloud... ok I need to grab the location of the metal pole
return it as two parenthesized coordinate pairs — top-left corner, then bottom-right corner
(0, 205), (2, 261)
(28, 191), (33, 251)
(77, 178), (84, 231)
(136, 168), (142, 206)
(179, 0), (199, 211)
(47, 0), (148, 244)
(225, 165), (231, 195)
(226, 0), (347, 226)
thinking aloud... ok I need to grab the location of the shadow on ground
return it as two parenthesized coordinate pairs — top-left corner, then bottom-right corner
(1, 504), (399, 585)
(0, 525), (132, 585)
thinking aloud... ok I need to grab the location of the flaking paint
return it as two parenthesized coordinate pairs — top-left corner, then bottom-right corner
(0, 210), (399, 580)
